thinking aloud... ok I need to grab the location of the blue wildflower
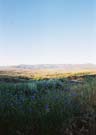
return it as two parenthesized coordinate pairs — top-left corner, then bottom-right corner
(32, 89), (38, 94)
(31, 95), (35, 100)
(45, 104), (48, 109)
(45, 104), (50, 112)
(64, 88), (70, 92)
(71, 92), (78, 97)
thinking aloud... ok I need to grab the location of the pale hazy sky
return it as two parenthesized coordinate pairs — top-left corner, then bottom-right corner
(0, 0), (96, 65)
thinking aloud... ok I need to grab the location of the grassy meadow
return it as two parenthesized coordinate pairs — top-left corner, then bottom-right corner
(0, 69), (96, 135)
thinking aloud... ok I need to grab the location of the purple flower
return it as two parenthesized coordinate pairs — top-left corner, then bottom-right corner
(31, 95), (35, 100)
(32, 89), (38, 94)
(71, 93), (77, 97)
(64, 88), (70, 92)
(45, 104), (50, 112)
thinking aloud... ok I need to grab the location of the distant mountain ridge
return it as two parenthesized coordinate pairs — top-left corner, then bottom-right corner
(0, 64), (96, 71)
(6, 64), (96, 71)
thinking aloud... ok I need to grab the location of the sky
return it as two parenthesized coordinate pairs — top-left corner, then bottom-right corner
(0, 0), (96, 65)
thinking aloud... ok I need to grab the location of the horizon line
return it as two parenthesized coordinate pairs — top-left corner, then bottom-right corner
(0, 63), (96, 67)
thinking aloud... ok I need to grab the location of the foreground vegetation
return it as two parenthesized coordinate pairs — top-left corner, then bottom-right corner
(0, 70), (96, 135)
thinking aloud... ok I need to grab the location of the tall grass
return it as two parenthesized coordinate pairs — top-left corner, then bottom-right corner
(0, 76), (96, 135)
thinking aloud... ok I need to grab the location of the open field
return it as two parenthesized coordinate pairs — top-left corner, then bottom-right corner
(0, 69), (96, 135)
(0, 69), (96, 80)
